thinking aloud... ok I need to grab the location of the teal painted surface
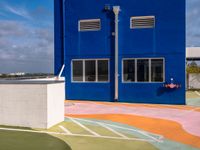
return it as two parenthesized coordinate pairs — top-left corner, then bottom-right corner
(187, 98), (200, 107)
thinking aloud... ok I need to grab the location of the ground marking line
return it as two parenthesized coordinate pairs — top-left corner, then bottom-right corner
(195, 91), (200, 97)
(72, 117), (161, 138)
(68, 117), (100, 137)
(69, 117), (163, 143)
(97, 122), (128, 139)
(0, 127), (155, 142)
(59, 125), (72, 134)
(66, 117), (162, 138)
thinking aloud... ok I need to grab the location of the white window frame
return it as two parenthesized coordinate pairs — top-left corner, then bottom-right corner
(78, 19), (101, 32)
(71, 59), (110, 83)
(122, 58), (165, 83)
(130, 16), (155, 29)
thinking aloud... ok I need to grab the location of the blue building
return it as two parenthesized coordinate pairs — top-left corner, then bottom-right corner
(54, 0), (186, 104)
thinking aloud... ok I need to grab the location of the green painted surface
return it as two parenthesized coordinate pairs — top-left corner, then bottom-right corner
(0, 130), (71, 150)
(0, 118), (199, 150)
(59, 121), (91, 135)
(186, 91), (199, 99)
(83, 124), (120, 137)
(54, 134), (158, 150)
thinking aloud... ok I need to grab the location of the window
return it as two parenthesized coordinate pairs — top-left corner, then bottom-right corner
(72, 59), (109, 82)
(123, 58), (164, 83)
(151, 59), (164, 82)
(79, 19), (101, 31)
(98, 60), (109, 81)
(137, 59), (149, 82)
(85, 60), (96, 82)
(130, 16), (155, 29)
(72, 61), (83, 81)
(123, 59), (135, 82)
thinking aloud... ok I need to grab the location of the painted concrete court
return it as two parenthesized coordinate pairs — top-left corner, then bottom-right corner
(0, 91), (200, 150)
(64, 92), (200, 150)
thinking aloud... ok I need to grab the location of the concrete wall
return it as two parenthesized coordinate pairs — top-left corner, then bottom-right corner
(0, 82), (64, 129)
(47, 83), (65, 128)
(188, 73), (200, 89)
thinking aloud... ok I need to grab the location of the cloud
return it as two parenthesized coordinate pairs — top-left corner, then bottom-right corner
(186, 0), (200, 47)
(4, 4), (32, 20)
(0, 21), (29, 37)
(0, 1), (54, 73)
(0, 20), (54, 73)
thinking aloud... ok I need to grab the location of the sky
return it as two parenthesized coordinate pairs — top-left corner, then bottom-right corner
(0, 0), (199, 73)
(0, 0), (54, 73)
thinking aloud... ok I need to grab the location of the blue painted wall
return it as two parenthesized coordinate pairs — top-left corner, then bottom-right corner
(54, 0), (64, 75)
(54, 0), (186, 104)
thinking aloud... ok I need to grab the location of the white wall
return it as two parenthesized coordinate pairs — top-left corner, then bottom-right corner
(186, 47), (200, 59)
(0, 82), (64, 129)
(47, 83), (65, 128)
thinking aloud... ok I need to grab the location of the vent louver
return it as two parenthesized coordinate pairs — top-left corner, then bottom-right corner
(130, 16), (155, 29)
(79, 19), (101, 31)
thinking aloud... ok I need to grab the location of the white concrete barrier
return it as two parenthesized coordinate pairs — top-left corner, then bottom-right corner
(0, 81), (65, 129)
(188, 73), (200, 89)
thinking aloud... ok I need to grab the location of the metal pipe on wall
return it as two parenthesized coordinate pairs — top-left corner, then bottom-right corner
(113, 6), (120, 100)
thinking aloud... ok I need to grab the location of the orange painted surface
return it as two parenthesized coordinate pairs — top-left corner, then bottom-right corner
(66, 114), (200, 148)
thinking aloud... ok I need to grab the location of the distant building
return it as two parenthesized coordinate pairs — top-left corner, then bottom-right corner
(9, 72), (26, 76)
(186, 47), (200, 60)
(54, 0), (185, 104)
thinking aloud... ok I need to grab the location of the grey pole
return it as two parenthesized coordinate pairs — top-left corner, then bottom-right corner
(113, 6), (120, 100)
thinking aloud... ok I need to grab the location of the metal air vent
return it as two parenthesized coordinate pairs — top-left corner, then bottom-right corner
(79, 19), (101, 31)
(130, 16), (155, 29)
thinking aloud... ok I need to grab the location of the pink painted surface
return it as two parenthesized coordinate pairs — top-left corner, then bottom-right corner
(65, 102), (200, 137)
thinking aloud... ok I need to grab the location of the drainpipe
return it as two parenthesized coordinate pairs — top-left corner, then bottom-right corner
(113, 6), (120, 101)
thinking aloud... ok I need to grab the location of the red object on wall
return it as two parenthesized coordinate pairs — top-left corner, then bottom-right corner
(163, 83), (181, 89)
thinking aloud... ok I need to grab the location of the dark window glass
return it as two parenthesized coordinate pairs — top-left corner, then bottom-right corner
(137, 59), (149, 82)
(123, 60), (135, 82)
(85, 60), (96, 81)
(72, 61), (83, 81)
(98, 60), (108, 81)
(151, 59), (164, 82)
